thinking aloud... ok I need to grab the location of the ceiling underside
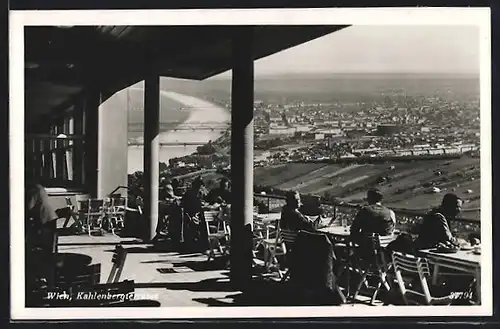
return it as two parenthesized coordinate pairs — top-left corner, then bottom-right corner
(24, 25), (349, 126)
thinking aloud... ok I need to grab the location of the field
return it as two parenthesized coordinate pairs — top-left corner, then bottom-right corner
(254, 157), (480, 220)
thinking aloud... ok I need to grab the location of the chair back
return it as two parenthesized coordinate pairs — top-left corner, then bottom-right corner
(281, 229), (298, 245)
(391, 251), (432, 304)
(112, 197), (127, 208)
(110, 197), (127, 215)
(290, 230), (343, 304)
(203, 210), (219, 223)
(80, 199), (105, 216)
(204, 210), (223, 234)
(103, 198), (113, 212)
(351, 233), (392, 270)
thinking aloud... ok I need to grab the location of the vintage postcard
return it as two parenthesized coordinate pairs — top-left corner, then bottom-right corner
(10, 7), (491, 320)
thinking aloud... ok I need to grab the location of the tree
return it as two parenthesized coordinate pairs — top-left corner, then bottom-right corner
(159, 162), (169, 172)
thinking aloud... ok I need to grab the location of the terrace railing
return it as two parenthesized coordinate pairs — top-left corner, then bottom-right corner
(253, 193), (480, 239)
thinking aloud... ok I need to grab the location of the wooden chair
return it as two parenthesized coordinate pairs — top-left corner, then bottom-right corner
(107, 244), (128, 284)
(350, 233), (393, 305)
(107, 197), (127, 235)
(79, 199), (106, 236)
(59, 197), (76, 229)
(279, 229), (298, 282)
(204, 210), (229, 261)
(261, 220), (289, 278)
(392, 251), (455, 305)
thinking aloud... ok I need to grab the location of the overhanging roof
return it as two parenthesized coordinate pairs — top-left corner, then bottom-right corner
(25, 25), (349, 126)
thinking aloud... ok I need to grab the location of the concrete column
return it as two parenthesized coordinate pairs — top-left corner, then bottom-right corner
(230, 27), (255, 291)
(85, 88), (100, 198)
(143, 74), (160, 241)
(73, 99), (84, 186)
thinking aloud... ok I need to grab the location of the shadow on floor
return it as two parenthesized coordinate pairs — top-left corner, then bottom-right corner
(172, 258), (228, 272)
(59, 239), (145, 246)
(191, 279), (345, 306)
(133, 278), (237, 293)
(107, 300), (161, 307)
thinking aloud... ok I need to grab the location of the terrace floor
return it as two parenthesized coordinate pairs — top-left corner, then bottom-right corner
(56, 231), (386, 308)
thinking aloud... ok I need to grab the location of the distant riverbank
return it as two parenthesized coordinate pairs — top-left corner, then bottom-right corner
(127, 89), (230, 173)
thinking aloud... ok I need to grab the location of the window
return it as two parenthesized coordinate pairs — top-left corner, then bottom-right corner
(25, 105), (86, 189)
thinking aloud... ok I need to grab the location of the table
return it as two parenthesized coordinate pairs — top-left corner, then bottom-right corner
(254, 213), (281, 224)
(419, 248), (481, 302)
(317, 225), (350, 236)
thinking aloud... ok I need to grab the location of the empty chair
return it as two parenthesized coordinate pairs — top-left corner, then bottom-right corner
(392, 251), (456, 305)
(107, 197), (127, 235)
(79, 199), (105, 236)
(261, 219), (287, 277)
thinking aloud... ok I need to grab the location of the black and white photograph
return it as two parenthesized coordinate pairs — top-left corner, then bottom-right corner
(10, 8), (491, 320)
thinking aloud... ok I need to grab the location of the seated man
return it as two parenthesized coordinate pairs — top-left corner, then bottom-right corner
(414, 193), (463, 250)
(299, 195), (325, 217)
(350, 188), (396, 244)
(25, 182), (59, 293)
(206, 178), (231, 205)
(156, 184), (181, 237)
(26, 183), (59, 249)
(280, 191), (319, 232)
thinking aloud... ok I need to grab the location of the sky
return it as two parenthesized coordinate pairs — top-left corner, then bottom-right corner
(214, 25), (480, 78)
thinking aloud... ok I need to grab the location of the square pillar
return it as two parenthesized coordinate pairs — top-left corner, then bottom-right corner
(143, 74), (160, 241)
(230, 27), (255, 291)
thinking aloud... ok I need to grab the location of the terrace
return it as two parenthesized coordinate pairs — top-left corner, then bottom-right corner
(48, 190), (480, 308)
(21, 24), (482, 313)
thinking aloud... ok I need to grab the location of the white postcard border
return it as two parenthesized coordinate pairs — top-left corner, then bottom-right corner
(10, 7), (492, 320)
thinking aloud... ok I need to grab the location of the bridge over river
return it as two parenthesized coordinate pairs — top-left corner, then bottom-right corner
(128, 121), (230, 132)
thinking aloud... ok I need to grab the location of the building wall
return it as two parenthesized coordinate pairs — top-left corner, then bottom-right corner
(98, 90), (129, 198)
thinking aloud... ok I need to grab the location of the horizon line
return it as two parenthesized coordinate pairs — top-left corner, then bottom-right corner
(205, 71), (480, 80)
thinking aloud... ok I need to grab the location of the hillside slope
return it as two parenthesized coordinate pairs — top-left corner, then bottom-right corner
(254, 157), (480, 220)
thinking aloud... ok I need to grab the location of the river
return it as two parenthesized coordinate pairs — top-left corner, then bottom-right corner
(127, 89), (230, 173)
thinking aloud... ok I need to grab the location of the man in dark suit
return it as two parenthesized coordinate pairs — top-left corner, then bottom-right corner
(280, 191), (318, 232)
(299, 195), (325, 217)
(350, 188), (396, 244)
(206, 177), (231, 205)
(415, 193), (462, 249)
